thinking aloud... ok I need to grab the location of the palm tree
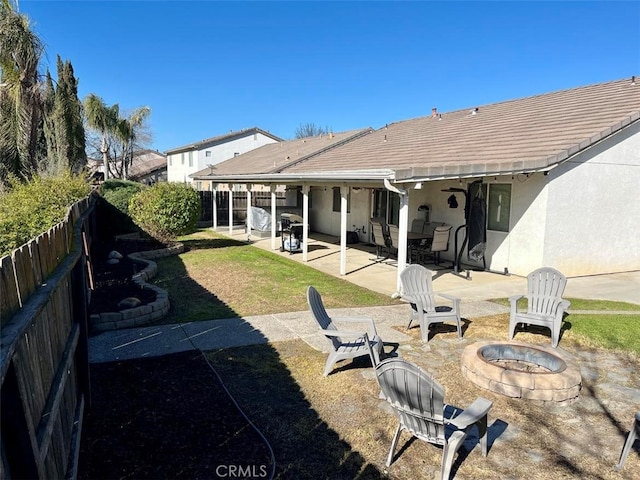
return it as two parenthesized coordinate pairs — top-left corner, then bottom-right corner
(0, 0), (45, 182)
(117, 106), (150, 179)
(84, 93), (119, 179)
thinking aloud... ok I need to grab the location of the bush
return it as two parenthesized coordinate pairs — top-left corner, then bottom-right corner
(129, 183), (201, 242)
(99, 179), (144, 216)
(0, 174), (91, 257)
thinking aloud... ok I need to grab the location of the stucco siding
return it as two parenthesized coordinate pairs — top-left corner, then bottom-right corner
(495, 174), (548, 276)
(542, 124), (640, 276)
(308, 186), (372, 241)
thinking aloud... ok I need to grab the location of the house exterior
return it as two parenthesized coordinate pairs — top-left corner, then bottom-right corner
(194, 78), (640, 285)
(191, 128), (373, 246)
(128, 149), (168, 184)
(165, 127), (283, 184)
(87, 149), (168, 184)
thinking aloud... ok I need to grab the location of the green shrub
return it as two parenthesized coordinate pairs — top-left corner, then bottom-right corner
(0, 174), (91, 257)
(99, 179), (144, 215)
(129, 182), (201, 242)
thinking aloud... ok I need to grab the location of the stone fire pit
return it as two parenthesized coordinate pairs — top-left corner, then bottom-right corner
(461, 341), (582, 405)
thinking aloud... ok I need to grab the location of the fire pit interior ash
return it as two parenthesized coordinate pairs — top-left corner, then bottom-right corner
(461, 341), (582, 404)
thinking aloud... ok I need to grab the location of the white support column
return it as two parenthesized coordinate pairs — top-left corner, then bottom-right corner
(302, 183), (310, 262)
(340, 184), (348, 275)
(246, 184), (252, 241)
(270, 184), (277, 250)
(228, 184), (234, 236)
(384, 179), (408, 291)
(397, 192), (409, 289)
(211, 183), (218, 230)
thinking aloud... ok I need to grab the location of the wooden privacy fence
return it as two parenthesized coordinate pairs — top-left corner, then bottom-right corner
(0, 194), (96, 479)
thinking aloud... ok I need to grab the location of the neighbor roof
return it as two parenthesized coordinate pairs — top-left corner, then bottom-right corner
(282, 77), (639, 183)
(191, 128), (373, 179)
(195, 78), (639, 185)
(165, 127), (283, 155)
(128, 150), (167, 180)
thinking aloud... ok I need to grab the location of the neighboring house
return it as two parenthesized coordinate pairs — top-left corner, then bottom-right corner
(165, 127), (283, 184)
(195, 77), (640, 285)
(86, 150), (167, 184)
(128, 150), (167, 184)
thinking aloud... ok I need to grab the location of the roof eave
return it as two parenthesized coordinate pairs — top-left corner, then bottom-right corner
(192, 169), (395, 184)
(165, 127), (283, 154)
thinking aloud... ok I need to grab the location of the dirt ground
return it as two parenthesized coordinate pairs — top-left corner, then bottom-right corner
(78, 319), (640, 480)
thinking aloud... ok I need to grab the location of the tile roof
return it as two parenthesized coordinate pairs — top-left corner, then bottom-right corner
(128, 150), (167, 180)
(165, 127), (283, 154)
(281, 77), (639, 182)
(191, 128), (372, 178)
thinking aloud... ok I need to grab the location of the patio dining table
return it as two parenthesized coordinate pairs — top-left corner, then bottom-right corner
(407, 232), (433, 263)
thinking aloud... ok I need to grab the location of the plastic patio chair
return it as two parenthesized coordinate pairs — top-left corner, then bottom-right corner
(616, 412), (640, 469)
(376, 358), (493, 480)
(370, 220), (391, 260)
(508, 267), (570, 348)
(397, 264), (462, 342)
(412, 224), (452, 265)
(307, 285), (383, 376)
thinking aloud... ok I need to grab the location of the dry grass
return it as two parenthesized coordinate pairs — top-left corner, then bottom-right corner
(207, 317), (640, 479)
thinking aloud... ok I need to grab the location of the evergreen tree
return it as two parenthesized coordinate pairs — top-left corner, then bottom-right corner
(54, 56), (86, 174)
(42, 70), (58, 173)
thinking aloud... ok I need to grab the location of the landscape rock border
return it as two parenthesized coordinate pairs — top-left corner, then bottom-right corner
(90, 243), (184, 333)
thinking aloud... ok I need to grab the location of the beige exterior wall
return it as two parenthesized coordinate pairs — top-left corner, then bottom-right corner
(309, 185), (372, 242)
(542, 124), (640, 276)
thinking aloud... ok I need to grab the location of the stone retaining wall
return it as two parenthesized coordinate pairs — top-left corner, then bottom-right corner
(90, 243), (184, 333)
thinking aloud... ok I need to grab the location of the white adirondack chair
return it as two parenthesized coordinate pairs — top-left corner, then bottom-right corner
(398, 264), (462, 342)
(307, 286), (383, 376)
(508, 267), (570, 348)
(616, 412), (640, 470)
(376, 358), (493, 480)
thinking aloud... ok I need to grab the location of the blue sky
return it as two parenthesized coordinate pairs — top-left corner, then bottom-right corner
(21, 1), (640, 153)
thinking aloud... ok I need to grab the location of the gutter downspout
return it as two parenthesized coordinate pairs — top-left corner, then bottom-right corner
(384, 179), (409, 292)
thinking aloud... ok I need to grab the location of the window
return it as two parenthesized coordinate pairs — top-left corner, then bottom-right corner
(332, 187), (351, 213)
(188, 151), (193, 167)
(168, 155), (172, 166)
(372, 189), (400, 225)
(195, 181), (202, 190)
(487, 184), (511, 232)
(205, 151), (212, 157)
(181, 153), (185, 165)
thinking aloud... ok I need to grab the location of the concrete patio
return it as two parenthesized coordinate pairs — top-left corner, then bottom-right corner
(231, 227), (640, 305)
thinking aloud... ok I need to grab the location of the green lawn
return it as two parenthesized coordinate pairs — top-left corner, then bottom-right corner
(152, 230), (399, 323)
(491, 297), (640, 355)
